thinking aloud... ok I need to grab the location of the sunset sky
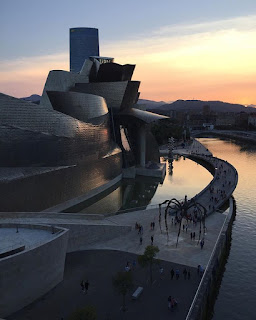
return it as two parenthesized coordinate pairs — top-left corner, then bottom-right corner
(1, 0), (256, 105)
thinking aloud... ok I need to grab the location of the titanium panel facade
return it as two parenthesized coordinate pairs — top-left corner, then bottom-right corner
(0, 93), (120, 167)
(71, 81), (140, 112)
(47, 91), (108, 124)
(70, 28), (99, 73)
(40, 70), (90, 110)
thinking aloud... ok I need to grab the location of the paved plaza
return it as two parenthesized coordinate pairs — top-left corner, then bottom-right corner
(9, 250), (200, 320)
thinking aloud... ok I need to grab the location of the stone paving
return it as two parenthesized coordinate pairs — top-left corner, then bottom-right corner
(8, 250), (200, 320)
(0, 227), (56, 254)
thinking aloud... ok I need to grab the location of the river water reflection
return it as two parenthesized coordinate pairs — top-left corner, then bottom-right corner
(80, 155), (212, 214)
(198, 138), (256, 320)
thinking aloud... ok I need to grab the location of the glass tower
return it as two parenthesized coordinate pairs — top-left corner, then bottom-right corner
(70, 27), (99, 73)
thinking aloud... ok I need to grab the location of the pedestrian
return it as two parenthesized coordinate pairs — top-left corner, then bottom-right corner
(193, 232), (196, 240)
(200, 238), (205, 249)
(168, 295), (172, 309)
(185, 225), (188, 233)
(199, 265), (204, 277)
(152, 221), (155, 230)
(183, 224), (185, 231)
(159, 266), (164, 279)
(150, 222), (153, 230)
(171, 297), (178, 309)
(175, 269), (180, 280)
(188, 270), (191, 280)
(183, 268), (187, 279)
(151, 235), (154, 245)
(80, 280), (85, 292)
(125, 262), (130, 272)
(138, 225), (141, 235)
(140, 236), (143, 245)
(170, 268), (174, 280)
(84, 280), (89, 294)
(190, 232), (193, 240)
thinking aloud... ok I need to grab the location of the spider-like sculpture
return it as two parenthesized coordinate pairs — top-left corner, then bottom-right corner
(158, 195), (207, 247)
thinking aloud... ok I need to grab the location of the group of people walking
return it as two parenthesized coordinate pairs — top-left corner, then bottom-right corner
(135, 221), (156, 246)
(170, 268), (191, 280)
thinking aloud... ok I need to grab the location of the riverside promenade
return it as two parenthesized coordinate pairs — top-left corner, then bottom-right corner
(5, 139), (238, 320)
(193, 129), (256, 144)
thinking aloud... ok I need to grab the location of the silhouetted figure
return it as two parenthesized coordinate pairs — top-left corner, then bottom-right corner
(175, 269), (180, 280)
(84, 280), (89, 294)
(168, 295), (172, 309)
(170, 269), (174, 280)
(80, 280), (85, 292)
(197, 265), (200, 275)
(200, 238), (205, 249)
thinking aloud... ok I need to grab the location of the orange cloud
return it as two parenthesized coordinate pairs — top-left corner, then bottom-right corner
(0, 53), (68, 97)
(1, 15), (256, 104)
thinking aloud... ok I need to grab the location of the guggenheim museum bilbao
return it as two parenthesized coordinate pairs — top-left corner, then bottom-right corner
(0, 28), (169, 318)
(0, 27), (167, 212)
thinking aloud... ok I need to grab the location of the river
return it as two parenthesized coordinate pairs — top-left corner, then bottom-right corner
(197, 138), (256, 320)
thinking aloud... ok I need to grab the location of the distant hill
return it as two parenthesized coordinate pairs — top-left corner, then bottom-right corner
(137, 99), (168, 110)
(21, 94), (41, 104)
(148, 99), (256, 114)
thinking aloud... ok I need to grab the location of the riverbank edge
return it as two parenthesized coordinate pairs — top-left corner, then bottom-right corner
(186, 196), (236, 320)
(194, 130), (256, 144)
(168, 139), (238, 319)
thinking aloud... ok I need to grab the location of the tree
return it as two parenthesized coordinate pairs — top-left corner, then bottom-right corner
(68, 305), (97, 320)
(151, 120), (184, 145)
(138, 245), (159, 284)
(112, 271), (133, 312)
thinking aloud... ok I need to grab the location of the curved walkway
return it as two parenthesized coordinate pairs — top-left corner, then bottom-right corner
(173, 139), (238, 218)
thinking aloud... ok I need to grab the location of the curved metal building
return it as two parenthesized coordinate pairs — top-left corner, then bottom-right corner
(70, 27), (99, 73)
(0, 27), (168, 212)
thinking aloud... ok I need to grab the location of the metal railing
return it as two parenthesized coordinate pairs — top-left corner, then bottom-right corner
(185, 197), (234, 320)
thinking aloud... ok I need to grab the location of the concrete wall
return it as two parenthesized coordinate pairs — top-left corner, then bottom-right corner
(56, 223), (132, 253)
(0, 224), (69, 318)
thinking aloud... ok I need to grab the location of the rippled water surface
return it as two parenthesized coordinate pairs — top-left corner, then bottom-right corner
(198, 138), (256, 320)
